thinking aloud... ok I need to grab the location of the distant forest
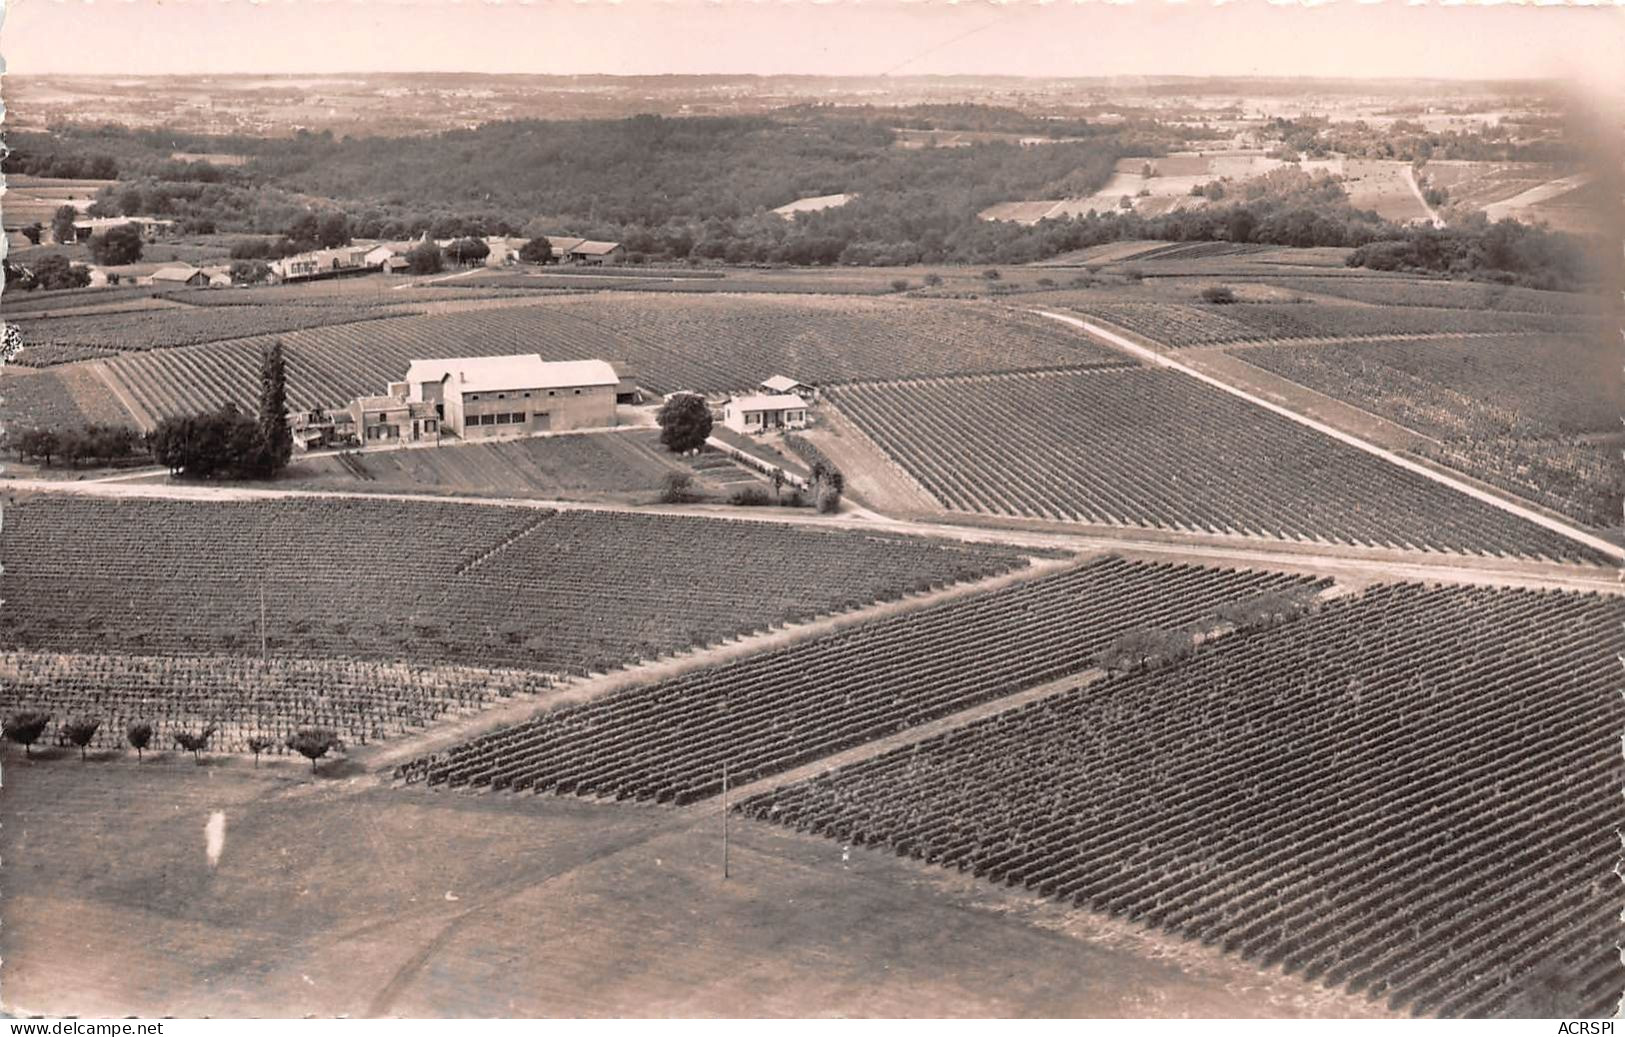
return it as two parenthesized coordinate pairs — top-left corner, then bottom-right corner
(2, 106), (1602, 287)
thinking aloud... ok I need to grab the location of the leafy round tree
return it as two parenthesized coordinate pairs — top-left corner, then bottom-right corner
(518, 237), (553, 264)
(246, 735), (274, 768)
(126, 720), (153, 761)
(4, 711), (51, 757)
(447, 237), (490, 267)
(62, 717), (101, 761)
(174, 726), (216, 764)
(656, 394), (713, 454)
(90, 224), (144, 266)
(287, 728), (342, 774)
(405, 242), (443, 275)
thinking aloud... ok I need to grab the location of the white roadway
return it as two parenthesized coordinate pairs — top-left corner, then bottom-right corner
(1033, 310), (1625, 567)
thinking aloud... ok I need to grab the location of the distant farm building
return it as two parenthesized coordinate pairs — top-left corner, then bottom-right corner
(541, 236), (624, 265)
(346, 386), (440, 445)
(568, 240), (623, 265)
(364, 243), (415, 272)
(68, 216), (177, 244)
(483, 237), (530, 266)
(722, 393), (809, 435)
(402, 355), (620, 439)
(149, 265), (209, 287)
(759, 375), (816, 402)
(271, 245), (373, 283)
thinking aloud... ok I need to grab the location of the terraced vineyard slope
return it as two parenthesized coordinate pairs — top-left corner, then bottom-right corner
(741, 583), (1624, 1019)
(827, 368), (1605, 563)
(399, 557), (1326, 802)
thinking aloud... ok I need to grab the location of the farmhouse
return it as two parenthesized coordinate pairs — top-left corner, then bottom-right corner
(569, 240), (624, 265)
(363, 243), (415, 272)
(722, 393), (809, 435)
(403, 355), (620, 439)
(272, 245), (373, 283)
(759, 375), (816, 402)
(69, 216), (177, 243)
(540, 236), (624, 265)
(346, 386), (440, 444)
(483, 237), (530, 266)
(149, 265), (209, 287)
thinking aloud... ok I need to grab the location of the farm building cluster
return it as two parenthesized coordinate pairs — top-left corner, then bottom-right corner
(293, 355), (639, 450)
(293, 357), (816, 452)
(142, 233), (623, 289)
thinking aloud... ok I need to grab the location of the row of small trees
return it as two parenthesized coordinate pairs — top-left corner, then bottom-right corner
(1, 712), (343, 773)
(4, 423), (146, 468)
(1097, 589), (1319, 677)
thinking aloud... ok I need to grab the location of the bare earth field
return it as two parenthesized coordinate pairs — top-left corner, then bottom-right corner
(0, 760), (1389, 1019)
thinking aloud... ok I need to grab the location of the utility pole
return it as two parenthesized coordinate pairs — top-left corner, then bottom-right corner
(259, 582), (267, 661)
(722, 761), (730, 881)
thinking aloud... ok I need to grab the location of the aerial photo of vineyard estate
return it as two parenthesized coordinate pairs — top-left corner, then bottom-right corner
(1, 0), (1622, 1023)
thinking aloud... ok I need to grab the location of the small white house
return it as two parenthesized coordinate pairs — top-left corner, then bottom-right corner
(723, 393), (809, 435)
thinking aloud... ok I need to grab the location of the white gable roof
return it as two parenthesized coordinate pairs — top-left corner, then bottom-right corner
(150, 265), (201, 282)
(760, 375), (811, 393)
(405, 355), (620, 394)
(729, 393), (808, 412)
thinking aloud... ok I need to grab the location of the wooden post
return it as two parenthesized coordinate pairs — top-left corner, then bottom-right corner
(259, 583), (267, 660)
(722, 761), (730, 880)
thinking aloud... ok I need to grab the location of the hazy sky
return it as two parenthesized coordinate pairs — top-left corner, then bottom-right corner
(3, 0), (1623, 87)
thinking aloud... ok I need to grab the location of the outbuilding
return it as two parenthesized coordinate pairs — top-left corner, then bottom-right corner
(759, 375), (817, 402)
(722, 393), (809, 435)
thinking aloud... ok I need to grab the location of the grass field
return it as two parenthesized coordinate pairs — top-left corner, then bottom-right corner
(0, 762), (1380, 1018)
(827, 368), (1605, 563)
(280, 429), (762, 503)
(1256, 277), (1605, 316)
(0, 494), (1028, 678)
(743, 582), (1625, 1018)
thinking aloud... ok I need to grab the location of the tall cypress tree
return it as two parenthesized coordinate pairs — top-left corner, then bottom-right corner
(257, 340), (293, 473)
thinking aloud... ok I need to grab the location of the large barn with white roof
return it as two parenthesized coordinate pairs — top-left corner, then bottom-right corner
(402, 355), (620, 439)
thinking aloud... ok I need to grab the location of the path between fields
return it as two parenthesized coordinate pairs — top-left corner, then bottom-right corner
(5, 475), (1619, 594)
(689, 667), (1109, 814)
(1403, 165), (1447, 229)
(1033, 310), (1625, 566)
(357, 555), (1076, 773)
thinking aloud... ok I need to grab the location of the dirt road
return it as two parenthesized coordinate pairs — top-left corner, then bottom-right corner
(1033, 310), (1625, 566)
